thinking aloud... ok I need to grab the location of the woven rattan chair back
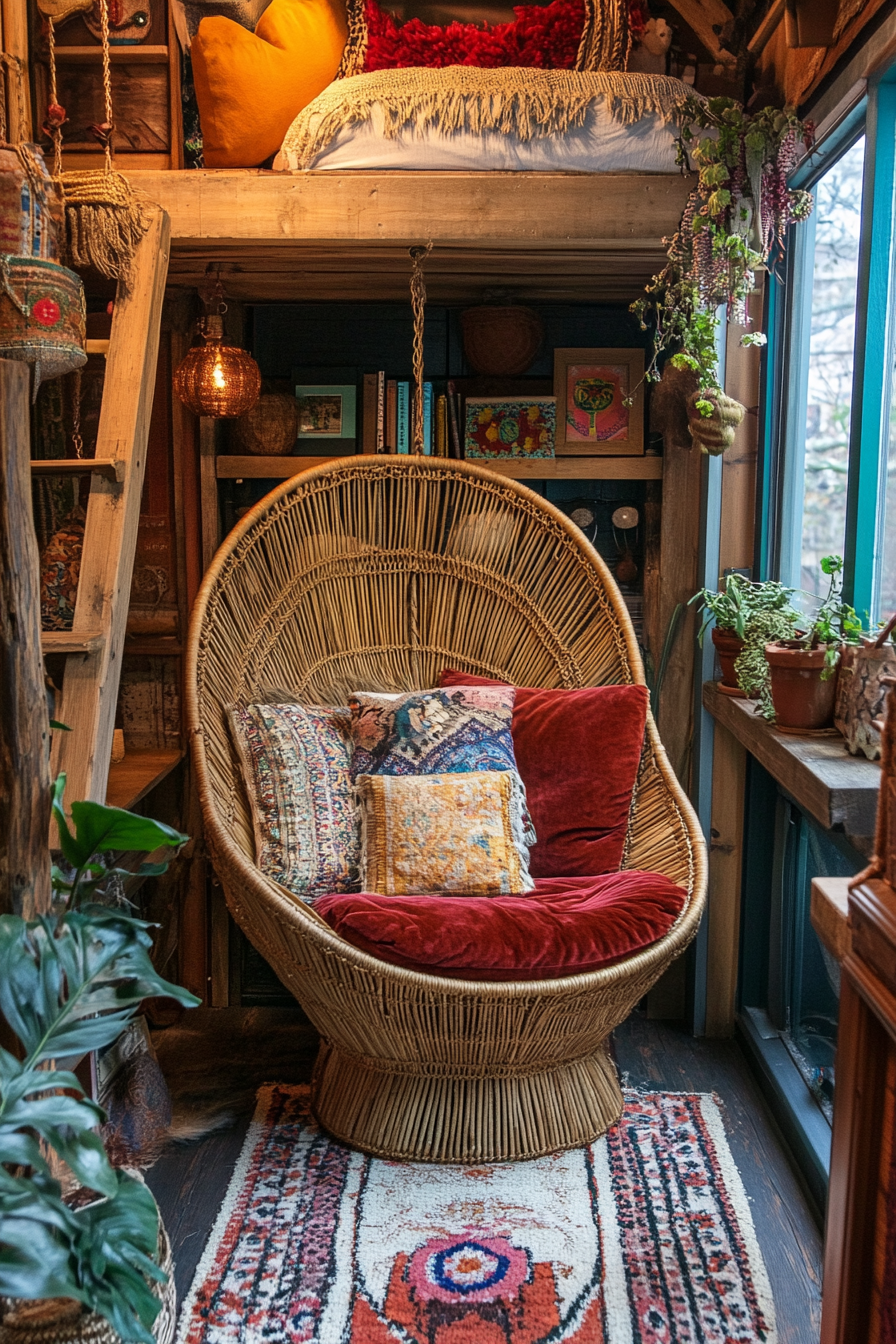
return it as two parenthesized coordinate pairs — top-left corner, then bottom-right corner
(187, 456), (706, 1162)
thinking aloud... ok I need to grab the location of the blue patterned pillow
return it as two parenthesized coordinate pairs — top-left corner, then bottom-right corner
(228, 702), (359, 900)
(348, 686), (519, 780)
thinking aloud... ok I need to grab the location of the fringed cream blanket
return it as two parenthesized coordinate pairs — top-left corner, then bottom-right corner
(278, 69), (692, 172)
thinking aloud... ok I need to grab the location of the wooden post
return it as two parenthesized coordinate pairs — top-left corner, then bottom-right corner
(199, 418), (220, 573)
(0, 0), (33, 144)
(0, 360), (51, 915)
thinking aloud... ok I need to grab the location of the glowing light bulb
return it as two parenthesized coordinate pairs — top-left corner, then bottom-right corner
(212, 356), (226, 391)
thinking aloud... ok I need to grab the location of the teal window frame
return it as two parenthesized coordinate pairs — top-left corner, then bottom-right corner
(759, 69), (896, 617)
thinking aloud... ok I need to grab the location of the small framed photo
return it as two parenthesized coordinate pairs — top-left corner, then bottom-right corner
(295, 384), (357, 440)
(552, 348), (644, 456)
(464, 396), (556, 460)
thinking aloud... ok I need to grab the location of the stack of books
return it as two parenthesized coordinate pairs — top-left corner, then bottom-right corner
(362, 374), (463, 457)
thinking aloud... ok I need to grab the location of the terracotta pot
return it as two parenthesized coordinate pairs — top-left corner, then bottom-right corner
(460, 306), (543, 376)
(711, 626), (745, 693)
(764, 642), (838, 731)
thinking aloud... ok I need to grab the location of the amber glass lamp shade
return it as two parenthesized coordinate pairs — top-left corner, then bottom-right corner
(173, 315), (261, 418)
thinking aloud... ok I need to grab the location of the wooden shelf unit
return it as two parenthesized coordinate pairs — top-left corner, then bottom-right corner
(105, 747), (183, 811)
(216, 453), (664, 481)
(52, 45), (170, 63)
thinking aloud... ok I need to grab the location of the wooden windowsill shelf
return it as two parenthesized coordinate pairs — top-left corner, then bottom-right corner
(105, 748), (183, 811)
(216, 454), (664, 481)
(703, 680), (880, 855)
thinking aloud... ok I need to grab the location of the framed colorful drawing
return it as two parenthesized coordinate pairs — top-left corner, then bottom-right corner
(463, 396), (556, 460)
(295, 385), (357, 440)
(552, 349), (644, 456)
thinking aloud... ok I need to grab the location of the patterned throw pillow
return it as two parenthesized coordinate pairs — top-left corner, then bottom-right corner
(348, 685), (519, 780)
(355, 771), (535, 896)
(228, 702), (359, 901)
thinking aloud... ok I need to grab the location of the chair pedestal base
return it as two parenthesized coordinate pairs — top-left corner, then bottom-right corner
(311, 1040), (624, 1163)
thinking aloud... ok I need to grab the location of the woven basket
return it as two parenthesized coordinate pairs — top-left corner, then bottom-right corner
(461, 306), (543, 376)
(0, 256), (86, 391)
(187, 456), (707, 1163)
(0, 1222), (175, 1344)
(233, 393), (299, 456)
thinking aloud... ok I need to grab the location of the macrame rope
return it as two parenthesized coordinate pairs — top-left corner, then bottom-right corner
(409, 242), (431, 456)
(98, 0), (114, 172)
(46, 19), (63, 177)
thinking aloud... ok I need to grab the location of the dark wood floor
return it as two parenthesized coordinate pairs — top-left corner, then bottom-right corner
(147, 1008), (823, 1343)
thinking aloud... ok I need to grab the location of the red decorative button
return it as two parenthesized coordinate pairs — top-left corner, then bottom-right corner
(32, 296), (61, 327)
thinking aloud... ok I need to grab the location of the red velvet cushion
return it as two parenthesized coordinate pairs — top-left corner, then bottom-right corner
(362, 0), (587, 72)
(440, 671), (647, 879)
(316, 872), (686, 981)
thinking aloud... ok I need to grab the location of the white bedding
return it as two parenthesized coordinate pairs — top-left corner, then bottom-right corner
(275, 99), (679, 172)
(275, 99), (679, 171)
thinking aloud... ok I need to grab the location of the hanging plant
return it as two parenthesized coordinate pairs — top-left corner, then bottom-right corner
(631, 96), (815, 422)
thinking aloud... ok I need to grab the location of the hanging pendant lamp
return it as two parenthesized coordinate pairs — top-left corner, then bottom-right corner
(173, 281), (261, 419)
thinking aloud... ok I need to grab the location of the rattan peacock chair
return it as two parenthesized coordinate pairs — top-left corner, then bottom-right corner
(186, 455), (706, 1164)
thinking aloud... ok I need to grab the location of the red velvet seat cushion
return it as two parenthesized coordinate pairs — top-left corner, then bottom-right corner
(440, 671), (647, 879)
(316, 872), (686, 981)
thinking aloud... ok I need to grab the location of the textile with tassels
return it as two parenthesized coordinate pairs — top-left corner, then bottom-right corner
(44, 0), (147, 283)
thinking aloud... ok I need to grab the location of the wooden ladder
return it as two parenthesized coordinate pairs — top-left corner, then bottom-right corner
(49, 208), (171, 803)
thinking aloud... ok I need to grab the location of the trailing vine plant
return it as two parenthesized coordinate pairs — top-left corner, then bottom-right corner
(631, 96), (815, 415)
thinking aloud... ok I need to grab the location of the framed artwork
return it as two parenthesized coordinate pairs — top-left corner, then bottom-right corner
(552, 348), (644, 456)
(463, 397), (556, 460)
(295, 384), (357, 440)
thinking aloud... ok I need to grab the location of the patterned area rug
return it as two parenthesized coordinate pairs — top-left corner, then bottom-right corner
(176, 1085), (776, 1344)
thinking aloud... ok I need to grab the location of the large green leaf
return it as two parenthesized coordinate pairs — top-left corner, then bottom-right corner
(70, 801), (188, 861)
(0, 912), (198, 1062)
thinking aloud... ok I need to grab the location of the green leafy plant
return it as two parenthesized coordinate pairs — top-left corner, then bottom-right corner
(734, 608), (801, 718)
(733, 556), (860, 716)
(689, 573), (796, 645)
(631, 96), (814, 409)
(0, 777), (198, 1343)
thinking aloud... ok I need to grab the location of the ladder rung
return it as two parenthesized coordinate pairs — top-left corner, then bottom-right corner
(42, 630), (105, 655)
(30, 459), (123, 482)
(86, 339), (110, 357)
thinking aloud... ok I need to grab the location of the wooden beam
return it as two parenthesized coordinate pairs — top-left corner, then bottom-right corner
(52, 209), (171, 803)
(214, 453), (665, 481)
(811, 875), (850, 964)
(0, 0), (32, 142)
(199, 419), (220, 573)
(666, 0), (737, 63)
(705, 721), (746, 1036)
(126, 170), (694, 249)
(0, 360), (51, 916)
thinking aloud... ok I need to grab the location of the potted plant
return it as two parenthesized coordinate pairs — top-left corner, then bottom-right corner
(0, 776), (199, 1344)
(762, 556), (861, 732)
(630, 97), (814, 451)
(690, 573), (796, 695)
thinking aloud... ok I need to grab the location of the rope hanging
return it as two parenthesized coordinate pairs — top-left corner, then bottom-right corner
(409, 242), (431, 456)
(46, 0), (147, 283)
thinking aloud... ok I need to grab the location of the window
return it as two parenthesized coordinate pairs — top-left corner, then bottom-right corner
(799, 138), (865, 595)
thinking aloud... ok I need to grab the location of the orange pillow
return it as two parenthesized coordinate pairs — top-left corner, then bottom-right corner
(192, 0), (348, 169)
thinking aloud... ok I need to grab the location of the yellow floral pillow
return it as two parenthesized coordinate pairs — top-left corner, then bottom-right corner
(356, 770), (535, 897)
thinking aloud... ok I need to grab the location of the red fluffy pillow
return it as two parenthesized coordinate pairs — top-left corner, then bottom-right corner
(316, 872), (686, 981)
(440, 670), (647, 879)
(362, 0), (587, 71)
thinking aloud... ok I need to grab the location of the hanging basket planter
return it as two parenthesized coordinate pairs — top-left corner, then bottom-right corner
(0, 254), (86, 392)
(687, 390), (746, 456)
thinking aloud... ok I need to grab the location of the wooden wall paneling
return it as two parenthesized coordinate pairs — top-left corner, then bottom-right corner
(52, 209), (171, 804)
(720, 289), (761, 576)
(0, 0), (32, 142)
(0, 360), (51, 916)
(705, 723), (747, 1036)
(821, 971), (890, 1344)
(199, 418), (219, 573)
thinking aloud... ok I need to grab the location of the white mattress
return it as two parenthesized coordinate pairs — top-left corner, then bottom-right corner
(274, 99), (680, 173)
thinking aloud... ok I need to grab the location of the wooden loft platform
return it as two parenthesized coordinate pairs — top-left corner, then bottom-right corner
(128, 170), (693, 303)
